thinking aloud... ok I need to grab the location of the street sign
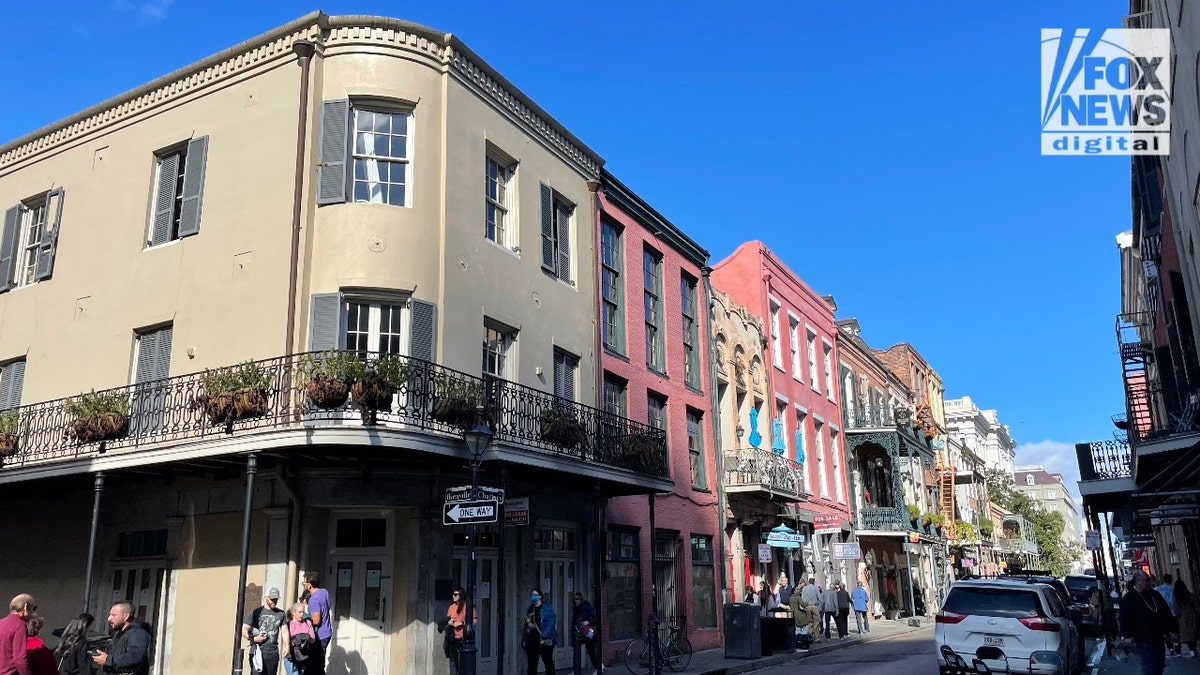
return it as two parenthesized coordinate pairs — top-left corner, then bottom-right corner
(832, 542), (861, 559)
(446, 485), (505, 504)
(443, 499), (499, 525)
(1085, 530), (1102, 551)
(765, 531), (804, 548)
(505, 497), (530, 526)
(757, 544), (772, 563)
(814, 514), (841, 535)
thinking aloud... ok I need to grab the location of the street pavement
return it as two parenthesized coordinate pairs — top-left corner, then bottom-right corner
(1093, 648), (1200, 674)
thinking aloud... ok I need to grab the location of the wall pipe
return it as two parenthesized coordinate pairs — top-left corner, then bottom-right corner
(284, 39), (316, 361)
(83, 472), (105, 613)
(231, 453), (259, 675)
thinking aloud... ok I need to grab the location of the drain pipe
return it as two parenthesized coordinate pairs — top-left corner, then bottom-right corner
(83, 472), (104, 613)
(701, 267), (729, 600)
(231, 453), (259, 675)
(274, 467), (304, 605)
(284, 38), (316, 361)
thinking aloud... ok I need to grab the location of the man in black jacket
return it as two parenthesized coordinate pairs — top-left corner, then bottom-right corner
(92, 602), (151, 675)
(1120, 570), (1173, 675)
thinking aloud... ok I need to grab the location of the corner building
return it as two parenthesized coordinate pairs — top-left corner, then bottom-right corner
(0, 13), (668, 675)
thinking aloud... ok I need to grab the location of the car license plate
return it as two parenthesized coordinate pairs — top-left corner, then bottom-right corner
(983, 636), (1004, 646)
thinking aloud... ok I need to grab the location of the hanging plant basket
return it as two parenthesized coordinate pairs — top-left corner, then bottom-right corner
(432, 397), (480, 428)
(0, 433), (18, 458)
(198, 388), (270, 427)
(622, 432), (665, 473)
(539, 408), (588, 450)
(351, 375), (396, 425)
(306, 377), (351, 410)
(69, 412), (131, 445)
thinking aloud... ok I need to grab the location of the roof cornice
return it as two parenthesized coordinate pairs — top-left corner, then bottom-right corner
(600, 169), (708, 266)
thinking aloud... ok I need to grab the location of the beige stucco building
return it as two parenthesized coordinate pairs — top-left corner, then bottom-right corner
(0, 12), (669, 675)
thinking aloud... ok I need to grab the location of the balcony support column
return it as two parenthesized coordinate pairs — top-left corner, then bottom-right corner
(82, 471), (104, 613)
(231, 452), (259, 675)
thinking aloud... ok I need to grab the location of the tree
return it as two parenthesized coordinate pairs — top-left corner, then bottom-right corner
(984, 468), (1074, 576)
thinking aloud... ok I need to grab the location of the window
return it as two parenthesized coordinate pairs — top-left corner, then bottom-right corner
(603, 375), (627, 417)
(553, 349), (579, 401)
(0, 188), (64, 291)
(794, 408), (809, 489)
(644, 249), (664, 371)
(831, 429), (844, 503)
(352, 108), (411, 206)
(1047, 489), (1057, 500)
(116, 529), (168, 559)
(601, 222), (624, 353)
(0, 359), (26, 411)
(485, 154), (514, 246)
(606, 528), (641, 639)
(815, 419), (828, 498)
(687, 409), (706, 489)
(131, 325), (173, 437)
(482, 319), (516, 378)
(681, 275), (700, 388)
(691, 535), (717, 628)
(540, 184), (573, 282)
(335, 518), (387, 548)
(147, 137), (208, 246)
(789, 317), (801, 379)
(307, 293), (437, 364)
(347, 301), (407, 358)
(823, 342), (835, 400)
(1025, 474), (1035, 486)
(769, 299), (782, 369)
(648, 393), (667, 434)
(807, 330), (819, 389)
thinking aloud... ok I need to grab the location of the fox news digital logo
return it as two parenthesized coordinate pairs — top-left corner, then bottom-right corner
(1041, 28), (1170, 156)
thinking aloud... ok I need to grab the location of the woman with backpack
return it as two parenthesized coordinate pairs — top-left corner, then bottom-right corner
(54, 613), (96, 675)
(282, 602), (316, 675)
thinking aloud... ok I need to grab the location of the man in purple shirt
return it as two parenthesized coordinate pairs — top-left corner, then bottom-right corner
(0, 593), (35, 675)
(303, 572), (333, 675)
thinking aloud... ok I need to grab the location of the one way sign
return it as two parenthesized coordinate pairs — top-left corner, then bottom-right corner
(443, 499), (499, 525)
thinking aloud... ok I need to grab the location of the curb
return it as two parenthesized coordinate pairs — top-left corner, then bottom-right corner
(694, 622), (934, 675)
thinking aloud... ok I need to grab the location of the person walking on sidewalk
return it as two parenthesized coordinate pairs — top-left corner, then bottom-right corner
(851, 581), (870, 634)
(834, 582), (851, 639)
(1120, 570), (1174, 675)
(1156, 573), (1178, 656)
(821, 583), (839, 641)
(1174, 579), (1198, 658)
(795, 580), (822, 643)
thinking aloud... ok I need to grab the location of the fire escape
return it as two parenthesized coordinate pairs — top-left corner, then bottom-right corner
(1117, 312), (1155, 439)
(938, 451), (955, 526)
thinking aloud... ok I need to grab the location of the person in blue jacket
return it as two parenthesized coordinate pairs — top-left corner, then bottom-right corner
(523, 588), (557, 675)
(851, 581), (871, 634)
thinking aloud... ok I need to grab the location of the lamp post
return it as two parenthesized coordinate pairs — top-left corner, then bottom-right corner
(459, 408), (493, 675)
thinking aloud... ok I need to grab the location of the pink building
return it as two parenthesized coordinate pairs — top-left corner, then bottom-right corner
(596, 171), (722, 656)
(710, 242), (852, 591)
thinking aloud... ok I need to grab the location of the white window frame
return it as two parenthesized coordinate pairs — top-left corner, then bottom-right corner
(482, 318), (517, 379)
(823, 340), (836, 402)
(344, 298), (410, 358)
(769, 298), (783, 370)
(351, 106), (413, 207)
(814, 418), (828, 498)
(806, 327), (819, 391)
(485, 152), (515, 248)
(788, 312), (801, 380)
(14, 199), (48, 289)
(774, 399), (788, 455)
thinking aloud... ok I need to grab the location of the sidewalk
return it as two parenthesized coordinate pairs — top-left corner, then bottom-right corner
(1092, 649), (1200, 674)
(682, 616), (933, 675)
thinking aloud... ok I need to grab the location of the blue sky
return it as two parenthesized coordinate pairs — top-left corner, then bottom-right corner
(0, 1), (1132, 497)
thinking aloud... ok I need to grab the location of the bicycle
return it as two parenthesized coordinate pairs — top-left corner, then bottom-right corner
(623, 619), (692, 674)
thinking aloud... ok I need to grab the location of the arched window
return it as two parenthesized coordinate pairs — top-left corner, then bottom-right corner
(1025, 474), (1035, 486)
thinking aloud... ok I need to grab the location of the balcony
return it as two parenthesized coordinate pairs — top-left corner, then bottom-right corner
(858, 506), (906, 532)
(0, 352), (669, 490)
(723, 446), (808, 503)
(1122, 384), (1200, 467)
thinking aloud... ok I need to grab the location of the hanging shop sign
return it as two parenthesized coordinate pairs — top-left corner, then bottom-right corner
(758, 544), (773, 563)
(832, 542), (861, 559)
(814, 514), (841, 535)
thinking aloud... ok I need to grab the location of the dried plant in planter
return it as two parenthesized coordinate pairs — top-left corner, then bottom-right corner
(194, 362), (273, 431)
(539, 408), (588, 451)
(431, 374), (487, 428)
(66, 391), (131, 445)
(621, 432), (665, 474)
(298, 350), (365, 410)
(0, 410), (18, 458)
(350, 354), (415, 424)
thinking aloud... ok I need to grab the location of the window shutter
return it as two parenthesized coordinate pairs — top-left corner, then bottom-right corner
(134, 331), (159, 385)
(308, 293), (346, 352)
(556, 198), (571, 282)
(133, 328), (171, 437)
(0, 361), (24, 411)
(0, 205), (20, 292)
(317, 100), (351, 205)
(150, 153), (180, 247)
(177, 137), (208, 238)
(408, 299), (437, 364)
(153, 325), (173, 380)
(540, 183), (554, 272)
(33, 188), (65, 281)
(553, 351), (565, 399)
(564, 355), (576, 402)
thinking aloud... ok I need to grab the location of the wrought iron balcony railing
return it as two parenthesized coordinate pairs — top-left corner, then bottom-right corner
(723, 446), (808, 500)
(844, 404), (894, 430)
(1122, 383), (1200, 445)
(1076, 439), (1132, 481)
(0, 352), (669, 480)
(858, 506), (906, 531)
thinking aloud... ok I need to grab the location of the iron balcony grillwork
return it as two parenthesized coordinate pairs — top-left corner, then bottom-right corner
(859, 506), (906, 532)
(722, 445), (808, 501)
(844, 404), (895, 430)
(1076, 439), (1132, 481)
(0, 352), (668, 479)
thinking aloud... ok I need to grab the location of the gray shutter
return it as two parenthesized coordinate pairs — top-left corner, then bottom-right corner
(540, 183), (555, 273)
(308, 293), (345, 352)
(33, 188), (64, 281)
(317, 100), (351, 205)
(150, 153), (180, 246)
(177, 136), (208, 238)
(564, 354), (576, 402)
(153, 325), (173, 380)
(0, 361), (24, 411)
(556, 198), (571, 282)
(0, 205), (20, 292)
(132, 331), (159, 437)
(553, 351), (565, 398)
(408, 299), (436, 363)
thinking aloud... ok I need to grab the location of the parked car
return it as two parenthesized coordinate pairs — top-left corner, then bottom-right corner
(999, 572), (1089, 653)
(936, 579), (1082, 675)
(1063, 574), (1106, 637)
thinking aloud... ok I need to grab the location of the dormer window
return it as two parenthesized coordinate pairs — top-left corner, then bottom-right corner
(1025, 474), (1035, 485)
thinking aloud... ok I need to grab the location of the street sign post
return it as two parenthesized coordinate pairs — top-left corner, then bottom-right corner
(443, 499), (499, 525)
(446, 485), (505, 504)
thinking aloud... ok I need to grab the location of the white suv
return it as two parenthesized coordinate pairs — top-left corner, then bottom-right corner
(936, 580), (1081, 674)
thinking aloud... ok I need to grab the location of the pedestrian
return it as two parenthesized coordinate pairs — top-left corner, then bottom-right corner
(821, 582), (839, 641)
(777, 575), (793, 607)
(799, 579), (822, 642)
(0, 594), (35, 675)
(91, 602), (151, 675)
(23, 616), (56, 675)
(302, 572), (332, 675)
(851, 581), (871, 634)
(1120, 569), (1174, 675)
(835, 582), (851, 639)
(53, 613), (96, 675)
(1155, 573), (1178, 655)
(282, 602), (315, 675)
(786, 586), (814, 650)
(571, 594), (602, 675)
(757, 581), (779, 618)
(522, 589), (556, 675)
(444, 587), (474, 675)
(243, 587), (286, 675)
(1173, 579), (1197, 658)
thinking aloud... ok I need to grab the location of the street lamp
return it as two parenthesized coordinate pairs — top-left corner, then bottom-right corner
(459, 407), (493, 675)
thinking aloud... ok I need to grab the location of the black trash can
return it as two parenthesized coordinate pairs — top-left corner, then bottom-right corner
(723, 603), (761, 659)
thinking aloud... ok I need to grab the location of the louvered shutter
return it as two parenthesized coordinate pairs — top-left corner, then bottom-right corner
(0, 361), (25, 411)
(33, 188), (64, 281)
(132, 331), (159, 437)
(563, 354), (576, 401)
(150, 153), (180, 246)
(153, 326), (173, 381)
(0, 205), (20, 292)
(317, 100), (351, 205)
(553, 351), (565, 398)
(308, 293), (345, 352)
(540, 183), (555, 273)
(408, 300), (436, 364)
(555, 198), (571, 282)
(177, 137), (208, 238)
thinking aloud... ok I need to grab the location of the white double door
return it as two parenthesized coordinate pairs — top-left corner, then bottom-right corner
(328, 555), (392, 675)
(452, 550), (500, 675)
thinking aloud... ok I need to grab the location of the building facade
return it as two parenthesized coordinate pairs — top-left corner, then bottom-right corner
(0, 13), (670, 675)
(1012, 467), (1083, 553)
(944, 396), (1017, 476)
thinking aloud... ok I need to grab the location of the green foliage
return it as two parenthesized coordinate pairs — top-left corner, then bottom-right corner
(201, 361), (272, 393)
(954, 520), (975, 542)
(434, 371), (485, 405)
(930, 513), (947, 529)
(975, 516), (995, 538)
(907, 504), (921, 521)
(65, 390), (129, 418)
(986, 466), (1078, 576)
(372, 354), (418, 388)
(921, 512), (934, 526)
(297, 350), (365, 383)
(0, 410), (17, 435)
(986, 468), (1015, 509)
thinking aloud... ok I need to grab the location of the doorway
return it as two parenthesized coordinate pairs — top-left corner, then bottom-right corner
(452, 541), (500, 675)
(327, 514), (393, 675)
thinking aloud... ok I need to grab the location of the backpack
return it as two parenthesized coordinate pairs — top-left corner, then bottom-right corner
(290, 632), (313, 663)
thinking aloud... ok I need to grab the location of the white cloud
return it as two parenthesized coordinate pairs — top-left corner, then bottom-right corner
(1014, 439), (1085, 502)
(139, 0), (173, 22)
